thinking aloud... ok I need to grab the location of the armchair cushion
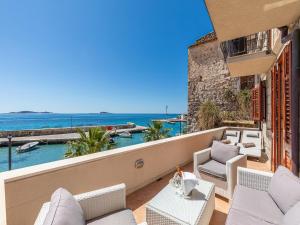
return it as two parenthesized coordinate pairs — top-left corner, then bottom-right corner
(231, 185), (283, 225)
(43, 188), (85, 225)
(211, 141), (239, 164)
(198, 160), (227, 181)
(283, 202), (300, 225)
(268, 166), (300, 214)
(87, 209), (137, 225)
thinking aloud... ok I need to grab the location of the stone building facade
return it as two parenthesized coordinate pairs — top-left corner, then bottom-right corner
(187, 32), (240, 132)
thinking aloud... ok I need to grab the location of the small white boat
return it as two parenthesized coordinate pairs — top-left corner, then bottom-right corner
(167, 121), (175, 124)
(118, 131), (132, 138)
(16, 142), (39, 153)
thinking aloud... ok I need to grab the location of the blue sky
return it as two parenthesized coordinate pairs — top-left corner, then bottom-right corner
(0, 0), (212, 113)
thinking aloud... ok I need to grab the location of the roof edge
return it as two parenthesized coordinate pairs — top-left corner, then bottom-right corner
(189, 31), (217, 49)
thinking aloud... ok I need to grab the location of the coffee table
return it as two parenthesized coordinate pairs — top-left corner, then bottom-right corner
(146, 179), (215, 225)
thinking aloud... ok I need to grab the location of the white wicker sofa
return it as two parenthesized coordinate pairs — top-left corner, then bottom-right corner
(34, 183), (147, 225)
(194, 141), (247, 199)
(226, 167), (300, 225)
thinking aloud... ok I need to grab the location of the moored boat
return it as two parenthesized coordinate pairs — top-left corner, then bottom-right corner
(16, 142), (39, 153)
(167, 121), (176, 124)
(109, 137), (116, 144)
(118, 131), (132, 138)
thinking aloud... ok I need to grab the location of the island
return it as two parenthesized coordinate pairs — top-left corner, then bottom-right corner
(9, 111), (53, 114)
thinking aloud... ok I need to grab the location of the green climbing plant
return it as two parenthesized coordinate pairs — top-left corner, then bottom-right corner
(237, 89), (252, 120)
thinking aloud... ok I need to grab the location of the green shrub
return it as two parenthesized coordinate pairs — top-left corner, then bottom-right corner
(223, 89), (237, 103)
(197, 101), (221, 130)
(237, 90), (252, 120)
(220, 111), (239, 121)
(220, 89), (252, 121)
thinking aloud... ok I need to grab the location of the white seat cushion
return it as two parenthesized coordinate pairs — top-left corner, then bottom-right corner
(87, 209), (137, 225)
(231, 185), (283, 225)
(211, 141), (239, 164)
(226, 208), (277, 225)
(43, 188), (85, 225)
(238, 144), (261, 158)
(268, 166), (300, 214)
(198, 160), (227, 181)
(283, 202), (300, 225)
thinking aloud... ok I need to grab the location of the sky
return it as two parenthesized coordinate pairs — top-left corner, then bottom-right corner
(0, 0), (212, 114)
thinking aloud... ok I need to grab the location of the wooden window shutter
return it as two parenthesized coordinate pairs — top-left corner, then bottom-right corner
(252, 82), (266, 121)
(261, 81), (267, 121)
(271, 68), (276, 131)
(252, 85), (261, 121)
(285, 150), (292, 170)
(283, 43), (292, 144)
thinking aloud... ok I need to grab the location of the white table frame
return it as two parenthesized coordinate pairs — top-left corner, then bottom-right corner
(146, 179), (215, 225)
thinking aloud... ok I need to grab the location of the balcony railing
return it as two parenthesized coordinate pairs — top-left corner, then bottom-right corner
(0, 127), (226, 225)
(221, 31), (271, 59)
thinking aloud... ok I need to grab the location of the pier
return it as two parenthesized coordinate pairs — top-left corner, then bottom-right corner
(0, 125), (147, 147)
(152, 118), (187, 123)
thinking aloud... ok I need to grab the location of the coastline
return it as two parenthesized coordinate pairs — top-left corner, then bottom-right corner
(0, 124), (147, 147)
(0, 113), (187, 171)
(0, 123), (137, 138)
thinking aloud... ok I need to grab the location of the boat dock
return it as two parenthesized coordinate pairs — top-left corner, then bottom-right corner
(152, 118), (187, 123)
(0, 125), (147, 147)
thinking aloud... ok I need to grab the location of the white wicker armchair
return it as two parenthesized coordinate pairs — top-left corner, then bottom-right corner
(194, 148), (247, 199)
(34, 183), (147, 225)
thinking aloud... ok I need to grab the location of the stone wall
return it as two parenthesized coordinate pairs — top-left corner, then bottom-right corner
(188, 39), (239, 132)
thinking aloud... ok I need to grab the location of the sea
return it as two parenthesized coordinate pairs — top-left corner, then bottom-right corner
(0, 113), (186, 172)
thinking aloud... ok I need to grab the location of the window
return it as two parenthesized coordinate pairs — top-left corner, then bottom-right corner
(240, 75), (255, 90)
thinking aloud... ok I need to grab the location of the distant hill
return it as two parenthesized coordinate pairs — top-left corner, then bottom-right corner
(99, 112), (111, 114)
(9, 111), (52, 114)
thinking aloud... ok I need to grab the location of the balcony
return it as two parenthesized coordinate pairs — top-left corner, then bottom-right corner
(129, 159), (270, 224)
(220, 31), (277, 76)
(0, 127), (270, 225)
(205, 0), (300, 41)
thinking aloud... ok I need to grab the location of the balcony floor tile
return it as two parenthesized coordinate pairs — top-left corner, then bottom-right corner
(127, 159), (270, 225)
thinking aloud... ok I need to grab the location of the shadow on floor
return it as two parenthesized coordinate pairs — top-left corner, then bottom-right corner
(260, 152), (269, 163)
(127, 163), (194, 211)
(210, 210), (228, 225)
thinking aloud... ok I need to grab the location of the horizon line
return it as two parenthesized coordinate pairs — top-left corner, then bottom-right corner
(0, 112), (186, 114)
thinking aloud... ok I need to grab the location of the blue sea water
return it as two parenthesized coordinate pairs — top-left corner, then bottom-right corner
(0, 113), (180, 131)
(0, 134), (146, 172)
(0, 113), (186, 172)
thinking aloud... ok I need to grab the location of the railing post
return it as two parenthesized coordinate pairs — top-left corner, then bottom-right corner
(8, 134), (13, 170)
